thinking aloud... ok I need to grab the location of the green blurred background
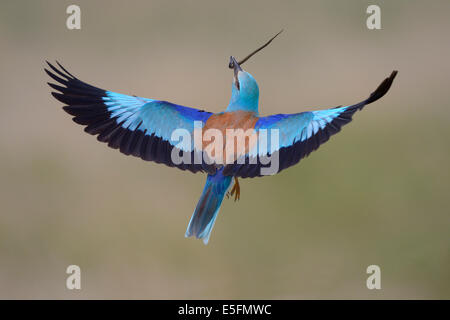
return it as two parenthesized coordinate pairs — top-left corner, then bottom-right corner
(0, 0), (449, 299)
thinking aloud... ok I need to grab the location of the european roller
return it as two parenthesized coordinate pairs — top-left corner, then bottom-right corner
(46, 32), (397, 244)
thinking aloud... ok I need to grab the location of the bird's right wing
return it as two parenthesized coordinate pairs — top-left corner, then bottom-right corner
(223, 71), (398, 178)
(46, 62), (217, 174)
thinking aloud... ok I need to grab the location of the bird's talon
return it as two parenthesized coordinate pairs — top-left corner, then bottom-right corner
(227, 177), (241, 201)
(232, 177), (240, 201)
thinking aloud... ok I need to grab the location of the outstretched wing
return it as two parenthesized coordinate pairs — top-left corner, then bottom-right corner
(224, 71), (398, 178)
(46, 62), (216, 174)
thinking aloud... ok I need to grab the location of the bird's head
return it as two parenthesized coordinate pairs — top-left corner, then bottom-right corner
(228, 56), (259, 110)
(226, 30), (283, 113)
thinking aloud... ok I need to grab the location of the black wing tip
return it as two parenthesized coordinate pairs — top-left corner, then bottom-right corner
(51, 91), (67, 104)
(55, 60), (77, 78)
(44, 60), (61, 69)
(44, 60), (76, 83)
(366, 70), (398, 104)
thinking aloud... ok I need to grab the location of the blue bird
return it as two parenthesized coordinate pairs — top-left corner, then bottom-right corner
(46, 32), (397, 244)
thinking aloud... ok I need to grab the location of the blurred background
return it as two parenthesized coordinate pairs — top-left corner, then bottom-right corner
(0, 0), (449, 299)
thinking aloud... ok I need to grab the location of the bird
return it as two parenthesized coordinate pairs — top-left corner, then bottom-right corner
(46, 31), (397, 245)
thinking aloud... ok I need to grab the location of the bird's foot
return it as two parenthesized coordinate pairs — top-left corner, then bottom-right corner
(229, 177), (240, 201)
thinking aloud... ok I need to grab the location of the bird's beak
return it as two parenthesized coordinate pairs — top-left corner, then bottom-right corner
(230, 56), (242, 90)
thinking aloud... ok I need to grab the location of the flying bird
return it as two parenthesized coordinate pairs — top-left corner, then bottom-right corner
(46, 31), (397, 244)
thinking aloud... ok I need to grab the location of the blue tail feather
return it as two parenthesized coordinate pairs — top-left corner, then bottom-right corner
(185, 168), (232, 244)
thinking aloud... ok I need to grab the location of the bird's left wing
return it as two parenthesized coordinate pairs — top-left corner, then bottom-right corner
(223, 71), (397, 178)
(46, 62), (215, 174)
